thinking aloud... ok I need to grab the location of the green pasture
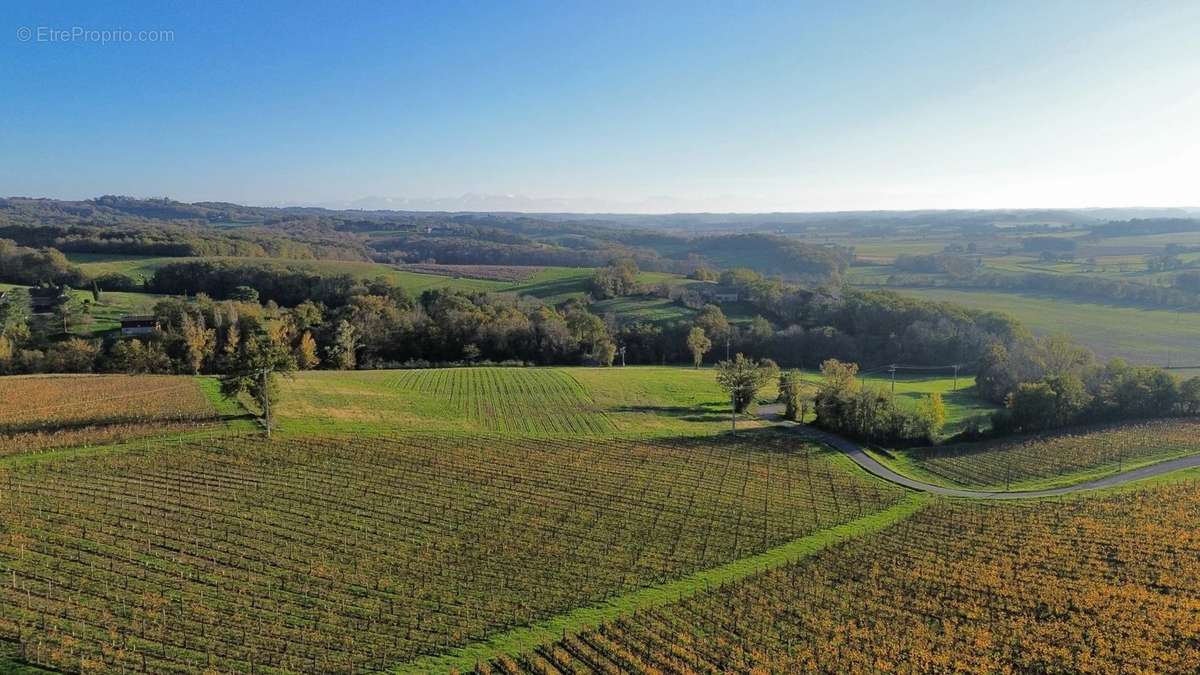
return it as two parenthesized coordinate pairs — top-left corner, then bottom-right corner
(276, 365), (770, 438)
(892, 287), (1200, 366)
(0, 282), (163, 336)
(791, 368), (995, 434)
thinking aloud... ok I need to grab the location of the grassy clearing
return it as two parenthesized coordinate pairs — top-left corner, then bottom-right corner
(890, 419), (1200, 491)
(0, 430), (906, 673)
(0, 282), (163, 336)
(501, 481), (1200, 673)
(67, 254), (512, 294)
(278, 366), (769, 438)
(889, 287), (1200, 366)
(791, 369), (996, 433)
(501, 268), (691, 304)
(590, 296), (696, 323)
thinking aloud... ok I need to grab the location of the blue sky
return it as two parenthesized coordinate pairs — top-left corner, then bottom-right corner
(2, 1), (1198, 212)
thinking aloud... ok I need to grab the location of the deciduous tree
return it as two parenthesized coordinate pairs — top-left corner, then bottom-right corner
(686, 327), (712, 369)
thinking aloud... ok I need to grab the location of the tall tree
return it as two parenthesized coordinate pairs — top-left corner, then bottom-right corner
(326, 320), (358, 370)
(180, 314), (216, 374)
(778, 370), (808, 421)
(219, 328), (296, 438)
(716, 354), (780, 429)
(296, 331), (320, 370)
(686, 327), (712, 369)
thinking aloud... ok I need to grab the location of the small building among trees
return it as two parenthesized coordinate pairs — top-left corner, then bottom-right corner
(705, 285), (740, 303)
(120, 315), (159, 337)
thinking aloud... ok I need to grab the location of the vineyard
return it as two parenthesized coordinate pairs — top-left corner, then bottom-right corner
(903, 419), (1200, 488)
(0, 430), (904, 673)
(389, 368), (616, 434)
(278, 367), (746, 437)
(500, 479), (1200, 673)
(0, 375), (223, 458)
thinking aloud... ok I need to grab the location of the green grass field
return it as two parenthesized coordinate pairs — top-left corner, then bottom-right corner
(277, 366), (768, 437)
(66, 254), (698, 307)
(68, 254), (513, 294)
(276, 366), (993, 440)
(791, 369), (996, 434)
(891, 287), (1200, 366)
(0, 282), (164, 336)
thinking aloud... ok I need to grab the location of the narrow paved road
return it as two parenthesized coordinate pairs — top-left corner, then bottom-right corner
(757, 404), (1200, 499)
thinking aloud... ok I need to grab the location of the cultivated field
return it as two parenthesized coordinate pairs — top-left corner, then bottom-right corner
(887, 287), (1200, 366)
(278, 366), (767, 437)
(395, 263), (546, 282)
(503, 478), (1200, 673)
(0, 375), (224, 457)
(0, 431), (904, 673)
(896, 419), (1200, 490)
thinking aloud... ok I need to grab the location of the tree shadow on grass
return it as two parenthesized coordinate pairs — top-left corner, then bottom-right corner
(650, 425), (843, 459)
(610, 403), (730, 423)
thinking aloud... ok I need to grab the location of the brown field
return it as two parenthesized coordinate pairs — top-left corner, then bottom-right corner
(0, 375), (222, 457)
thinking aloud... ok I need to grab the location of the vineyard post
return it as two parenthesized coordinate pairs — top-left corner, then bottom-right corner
(731, 391), (736, 434)
(261, 368), (271, 440)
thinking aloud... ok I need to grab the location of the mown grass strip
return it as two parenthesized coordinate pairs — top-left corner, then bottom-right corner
(389, 491), (930, 674)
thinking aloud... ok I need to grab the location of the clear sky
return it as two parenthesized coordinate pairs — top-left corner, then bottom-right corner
(2, 1), (1198, 212)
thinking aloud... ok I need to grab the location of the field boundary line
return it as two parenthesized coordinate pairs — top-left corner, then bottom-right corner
(388, 492), (929, 674)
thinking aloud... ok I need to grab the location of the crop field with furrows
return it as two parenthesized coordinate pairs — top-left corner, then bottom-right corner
(899, 419), (1200, 489)
(278, 367), (761, 437)
(0, 375), (223, 457)
(0, 431), (904, 674)
(389, 367), (616, 434)
(501, 480), (1200, 674)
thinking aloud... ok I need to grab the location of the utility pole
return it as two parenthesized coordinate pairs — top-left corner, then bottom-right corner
(889, 364), (897, 397)
(725, 335), (731, 361)
(953, 364), (960, 391)
(261, 368), (272, 440)
(619, 345), (626, 367)
(731, 391), (737, 434)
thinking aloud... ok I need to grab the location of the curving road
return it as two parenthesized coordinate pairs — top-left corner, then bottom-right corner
(756, 404), (1200, 499)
